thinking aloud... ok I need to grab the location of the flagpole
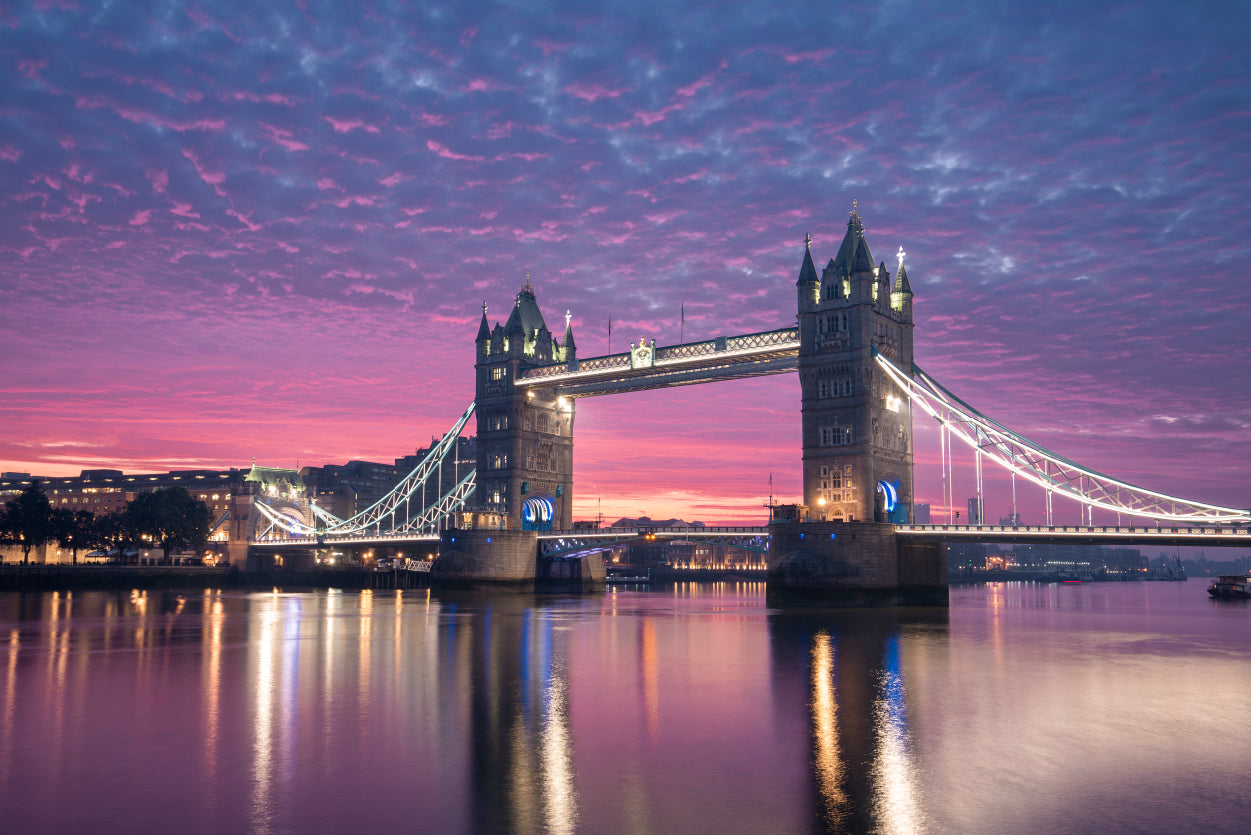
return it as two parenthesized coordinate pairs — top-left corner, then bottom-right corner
(680, 302), (685, 344)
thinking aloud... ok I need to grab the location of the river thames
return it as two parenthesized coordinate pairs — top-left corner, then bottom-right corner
(1, 579), (1248, 834)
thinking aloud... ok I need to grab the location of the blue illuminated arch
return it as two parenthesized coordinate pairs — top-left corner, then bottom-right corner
(521, 494), (556, 531)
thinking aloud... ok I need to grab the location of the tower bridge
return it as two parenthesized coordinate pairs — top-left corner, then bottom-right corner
(240, 204), (1250, 601)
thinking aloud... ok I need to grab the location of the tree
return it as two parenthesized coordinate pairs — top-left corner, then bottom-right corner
(2, 482), (54, 564)
(124, 487), (212, 560)
(90, 510), (134, 563)
(52, 508), (97, 565)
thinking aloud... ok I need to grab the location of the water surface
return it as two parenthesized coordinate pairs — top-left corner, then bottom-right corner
(1, 581), (1248, 834)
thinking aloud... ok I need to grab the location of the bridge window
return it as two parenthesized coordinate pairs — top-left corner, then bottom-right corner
(489, 414), (509, 431)
(490, 454), (508, 469)
(820, 426), (852, 446)
(491, 367), (506, 381)
(537, 413), (549, 433)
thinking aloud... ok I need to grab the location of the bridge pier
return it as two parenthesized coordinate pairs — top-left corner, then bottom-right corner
(766, 521), (946, 607)
(432, 529), (607, 591)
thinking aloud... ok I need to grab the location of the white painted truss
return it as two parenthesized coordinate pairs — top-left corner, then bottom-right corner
(251, 401), (477, 541)
(875, 351), (1251, 524)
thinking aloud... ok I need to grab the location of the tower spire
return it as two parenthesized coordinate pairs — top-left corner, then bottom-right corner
(796, 232), (820, 286)
(476, 300), (490, 341)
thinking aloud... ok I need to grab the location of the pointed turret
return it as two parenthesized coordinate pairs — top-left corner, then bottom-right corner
(894, 260), (912, 296)
(476, 301), (490, 341)
(796, 233), (819, 286)
(562, 310), (577, 352)
(891, 245), (914, 318)
(832, 202), (875, 279)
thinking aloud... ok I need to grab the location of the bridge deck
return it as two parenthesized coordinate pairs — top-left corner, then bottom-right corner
(516, 329), (798, 397)
(899, 524), (1251, 547)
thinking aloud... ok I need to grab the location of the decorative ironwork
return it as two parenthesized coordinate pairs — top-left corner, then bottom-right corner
(516, 327), (800, 395)
(251, 401), (478, 544)
(875, 351), (1251, 524)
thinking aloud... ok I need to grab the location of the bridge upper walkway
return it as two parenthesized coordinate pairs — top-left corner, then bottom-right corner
(516, 327), (799, 397)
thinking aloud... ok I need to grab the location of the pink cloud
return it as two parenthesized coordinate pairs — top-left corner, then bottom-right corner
(260, 122), (308, 152)
(128, 209), (151, 226)
(325, 116), (380, 134)
(229, 91), (296, 106)
(427, 139), (484, 162)
(332, 195), (379, 208)
(182, 149), (227, 196)
(226, 208), (261, 232)
(566, 82), (627, 102)
(63, 164), (94, 184)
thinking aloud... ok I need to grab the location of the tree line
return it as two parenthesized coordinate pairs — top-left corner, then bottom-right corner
(0, 482), (214, 565)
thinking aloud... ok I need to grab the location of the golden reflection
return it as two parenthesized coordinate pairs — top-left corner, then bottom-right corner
(359, 590), (373, 712)
(278, 597), (301, 804)
(394, 590), (403, 693)
(540, 671), (578, 835)
(810, 631), (847, 822)
(46, 592), (70, 776)
(203, 593), (224, 784)
(1, 629), (19, 785)
(250, 597), (279, 834)
(131, 589), (148, 654)
(640, 619), (660, 742)
(321, 589), (340, 783)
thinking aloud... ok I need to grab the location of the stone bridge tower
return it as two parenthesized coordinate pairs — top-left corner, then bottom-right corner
(474, 281), (577, 530)
(795, 205), (915, 523)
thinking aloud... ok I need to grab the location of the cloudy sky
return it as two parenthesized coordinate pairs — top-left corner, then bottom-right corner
(2, 0), (1249, 524)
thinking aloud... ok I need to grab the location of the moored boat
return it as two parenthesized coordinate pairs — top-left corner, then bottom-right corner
(1207, 575), (1251, 599)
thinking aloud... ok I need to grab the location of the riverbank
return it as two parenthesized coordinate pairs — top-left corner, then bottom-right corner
(0, 564), (430, 592)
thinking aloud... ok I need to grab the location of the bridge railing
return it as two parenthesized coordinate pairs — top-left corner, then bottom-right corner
(540, 526), (769, 538)
(899, 524), (1251, 537)
(518, 328), (801, 384)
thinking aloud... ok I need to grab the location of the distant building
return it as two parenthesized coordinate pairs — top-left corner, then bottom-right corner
(1, 468), (247, 522)
(300, 459), (397, 521)
(0, 466), (259, 563)
(603, 516), (762, 571)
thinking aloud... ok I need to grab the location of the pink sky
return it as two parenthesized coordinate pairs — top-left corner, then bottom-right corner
(2, 1), (1249, 524)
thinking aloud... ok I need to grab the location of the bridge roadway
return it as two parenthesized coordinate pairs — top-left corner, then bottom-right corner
(898, 523), (1251, 547)
(252, 523), (1251, 551)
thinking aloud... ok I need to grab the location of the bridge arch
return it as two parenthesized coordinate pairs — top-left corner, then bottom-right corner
(521, 493), (557, 531)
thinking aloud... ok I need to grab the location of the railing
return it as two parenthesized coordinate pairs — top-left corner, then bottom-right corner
(540, 526), (770, 538)
(521, 353), (632, 379)
(517, 327), (800, 383)
(898, 524), (1251, 537)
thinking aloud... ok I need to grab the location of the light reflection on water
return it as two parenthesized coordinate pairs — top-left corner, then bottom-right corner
(0, 581), (1249, 833)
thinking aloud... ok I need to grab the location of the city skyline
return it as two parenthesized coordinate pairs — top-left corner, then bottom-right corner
(3, 1), (1249, 524)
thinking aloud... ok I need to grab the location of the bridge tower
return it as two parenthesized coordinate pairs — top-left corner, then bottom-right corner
(796, 204), (915, 524)
(474, 280), (577, 530)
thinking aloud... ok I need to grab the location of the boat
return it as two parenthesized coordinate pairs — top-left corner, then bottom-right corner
(1207, 575), (1251, 599)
